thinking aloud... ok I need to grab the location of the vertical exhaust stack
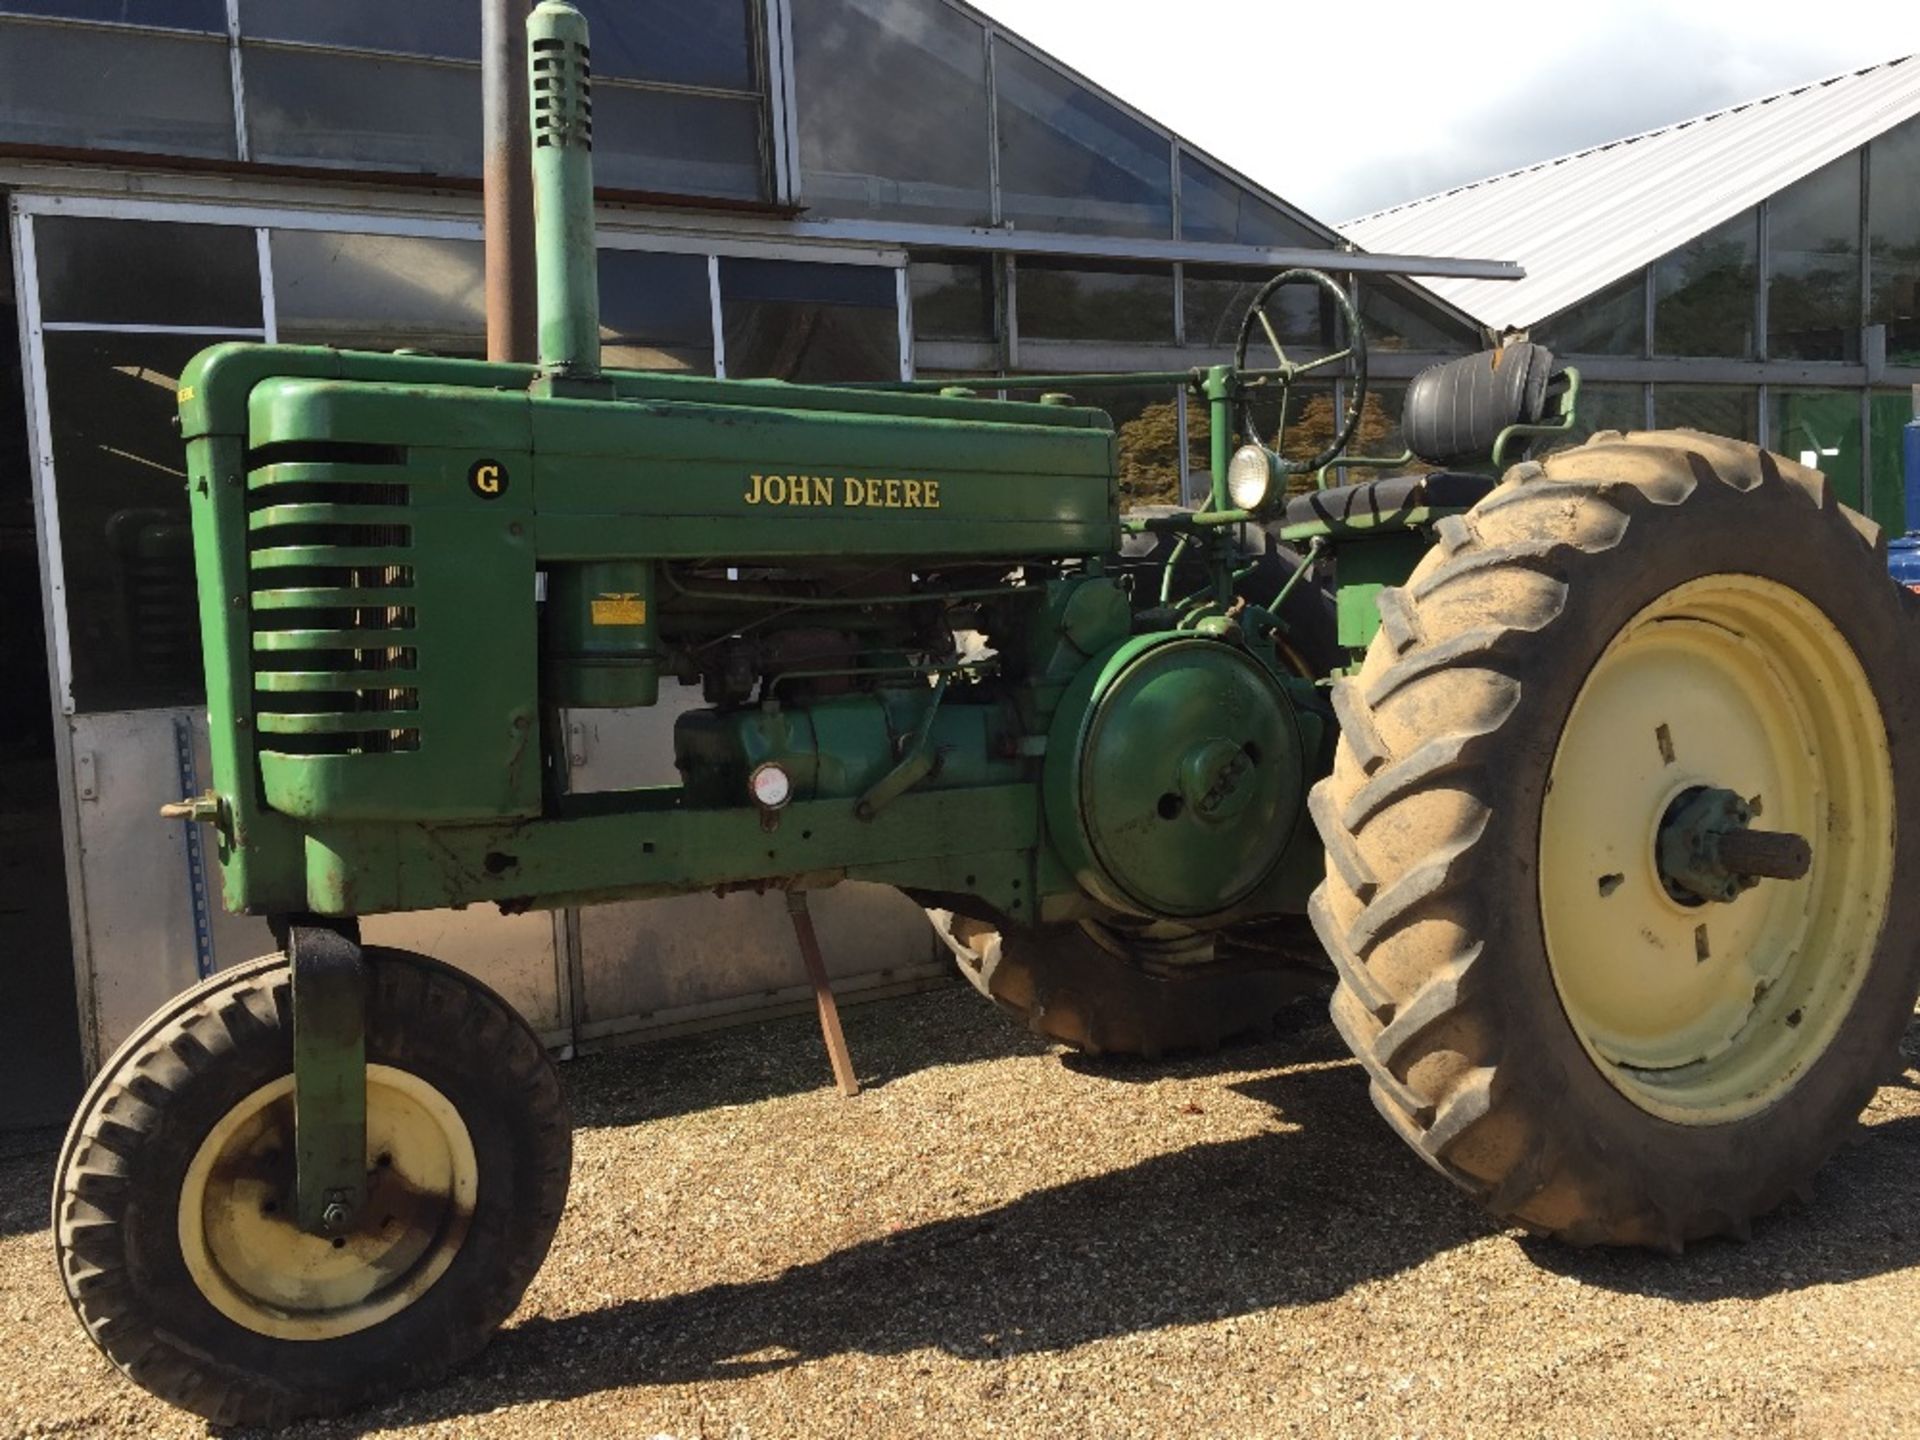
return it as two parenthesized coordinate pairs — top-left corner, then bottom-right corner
(528, 0), (601, 380)
(528, 2), (657, 706)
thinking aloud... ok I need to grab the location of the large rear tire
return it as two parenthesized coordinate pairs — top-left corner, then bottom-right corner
(1311, 431), (1920, 1248)
(53, 948), (571, 1424)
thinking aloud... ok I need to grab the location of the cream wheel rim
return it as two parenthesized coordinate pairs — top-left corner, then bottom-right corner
(178, 1064), (478, 1340)
(1539, 573), (1894, 1124)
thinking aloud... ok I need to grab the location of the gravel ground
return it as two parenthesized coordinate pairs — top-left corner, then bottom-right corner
(6, 986), (1920, 1440)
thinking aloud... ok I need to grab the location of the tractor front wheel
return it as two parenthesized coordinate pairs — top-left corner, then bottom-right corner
(53, 948), (571, 1425)
(1312, 431), (1920, 1248)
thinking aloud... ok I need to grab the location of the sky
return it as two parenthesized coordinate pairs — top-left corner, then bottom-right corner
(967, 0), (1909, 225)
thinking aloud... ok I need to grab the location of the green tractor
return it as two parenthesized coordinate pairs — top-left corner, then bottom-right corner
(52, 3), (1920, 1425)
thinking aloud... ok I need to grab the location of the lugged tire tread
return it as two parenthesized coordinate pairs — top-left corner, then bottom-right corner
(52, 948), (571, 1426)
(1310, 429), (1915, 1247)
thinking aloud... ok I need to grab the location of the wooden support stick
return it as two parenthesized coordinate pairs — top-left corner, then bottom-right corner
(787, 890), (859, 1097)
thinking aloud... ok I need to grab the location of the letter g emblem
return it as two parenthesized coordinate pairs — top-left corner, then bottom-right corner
(467, 459), (508, 498)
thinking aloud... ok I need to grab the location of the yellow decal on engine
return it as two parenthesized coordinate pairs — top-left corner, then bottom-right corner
(590, 593), (648, 625)
(742, 473), (941, 509)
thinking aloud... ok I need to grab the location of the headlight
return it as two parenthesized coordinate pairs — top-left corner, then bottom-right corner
(749, 762), (793, 810)
(1227, 443), (1277, 512)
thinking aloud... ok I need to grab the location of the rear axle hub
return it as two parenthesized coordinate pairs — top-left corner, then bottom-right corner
(1656, 785), (1813, 906)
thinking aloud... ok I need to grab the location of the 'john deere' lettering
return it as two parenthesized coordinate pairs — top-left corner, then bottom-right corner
(742, 473), (941, 509)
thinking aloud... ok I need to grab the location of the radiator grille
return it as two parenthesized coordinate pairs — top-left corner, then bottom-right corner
(246, 447), (420, 756)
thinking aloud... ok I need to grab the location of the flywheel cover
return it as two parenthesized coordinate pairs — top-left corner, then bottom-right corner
(1056, 636), (1302, 918)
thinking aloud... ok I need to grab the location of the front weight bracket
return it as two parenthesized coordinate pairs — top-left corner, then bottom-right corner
(274, 916), (368, 1235)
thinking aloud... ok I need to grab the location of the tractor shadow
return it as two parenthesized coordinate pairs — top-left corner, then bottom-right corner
(562, 979), (1058, 1130)
(322, 1032), (1920, 1438)
(312, 1058), (1490, 1439)
(0, 1133), (57, 1239)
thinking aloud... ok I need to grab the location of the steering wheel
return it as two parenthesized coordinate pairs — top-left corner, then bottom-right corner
(1231, 268), (1369, 476)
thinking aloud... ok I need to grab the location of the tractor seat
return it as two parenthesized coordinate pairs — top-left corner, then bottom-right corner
(1278, 343), (1563, 532)
(1281, 469), (1497, 529)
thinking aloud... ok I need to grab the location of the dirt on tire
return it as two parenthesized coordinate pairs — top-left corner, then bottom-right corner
(53, 948), (572, 1426)
(1309, 430), (1920, 1249)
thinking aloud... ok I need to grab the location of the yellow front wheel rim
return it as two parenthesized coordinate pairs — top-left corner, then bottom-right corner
(1539, 574), (1894, 1124)
(178, 1065), (478, 1340)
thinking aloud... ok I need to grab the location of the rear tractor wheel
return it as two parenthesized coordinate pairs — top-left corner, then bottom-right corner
(53, 948), (571, 1424)
(1312, 430), (1920, 1248)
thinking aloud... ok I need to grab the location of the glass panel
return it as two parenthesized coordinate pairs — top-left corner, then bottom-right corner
(244, 46), (480, 176)
(593, 85), (765, 201)
(1868, 389), (1912, 537)
(577, 0), (756, 88)
(1772, 389), (1863, 511)
(792, 0), (990, 226)
(993, 40), (1171, 239)
(1183, 265), (1331, 352)
(909, 254), (995, 343)
(1358, 280), (1470, 352)
(720, 258), (898, 382)
(1535, 270), (1645, 356)
(1654, 207), (1757, 357)
(240, 0), (756, 84)
(1352, 383), (1409, 461)
(270, 231), (485, 355)
(1767, 151), (1862, 363)
(238, 0), (479, 59)
(1178, 153), (1323, 248)
(1562, 381), (1644, 446)
(1, 1), (224, 29)
(43, 331), (226, 712)
(1012, 385), (1179, 509)
(1654, 385), (1757, 441)
(1869, 114), (1920, 366)
(599, 250), (714, 373)
(0, 20), (235, 159)
(37, 218), (260, 329)
(1111, 387), (1183, 508)
(1017, 259), (1172, 344)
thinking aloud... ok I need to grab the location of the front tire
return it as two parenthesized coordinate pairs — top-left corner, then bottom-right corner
(1311, 431), (1920, 1248)
(53, 948), (571, 1425)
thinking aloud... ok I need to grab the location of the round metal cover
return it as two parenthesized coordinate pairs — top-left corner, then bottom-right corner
(1077, 639), (1301, 917)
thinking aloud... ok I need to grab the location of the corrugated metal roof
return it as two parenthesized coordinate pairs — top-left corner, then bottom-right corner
(1342, 55), (1920, 331)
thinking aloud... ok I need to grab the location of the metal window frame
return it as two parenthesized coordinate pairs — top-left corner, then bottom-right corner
(894, 266), (913, 380)
(8, 198), (98, 1058)
(707, 252), (728, 378)
(764, 0), (800, 206)
(234, 33), (767, 103)
(223, 0), (249, 161)
(983, 20), (1002, 227)
(0, 9), (227, 41)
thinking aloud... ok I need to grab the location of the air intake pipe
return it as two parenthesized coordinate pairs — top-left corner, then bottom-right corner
(529, 0), (600, 379)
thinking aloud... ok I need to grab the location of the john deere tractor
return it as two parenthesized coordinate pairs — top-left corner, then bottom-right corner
(52, 3), (1920, 1424)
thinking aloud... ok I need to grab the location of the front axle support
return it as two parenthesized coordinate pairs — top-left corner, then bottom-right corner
(278, 919), (369, 1234)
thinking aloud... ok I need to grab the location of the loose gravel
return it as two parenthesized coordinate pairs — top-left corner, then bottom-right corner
(6, 987), (1920, 1439)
